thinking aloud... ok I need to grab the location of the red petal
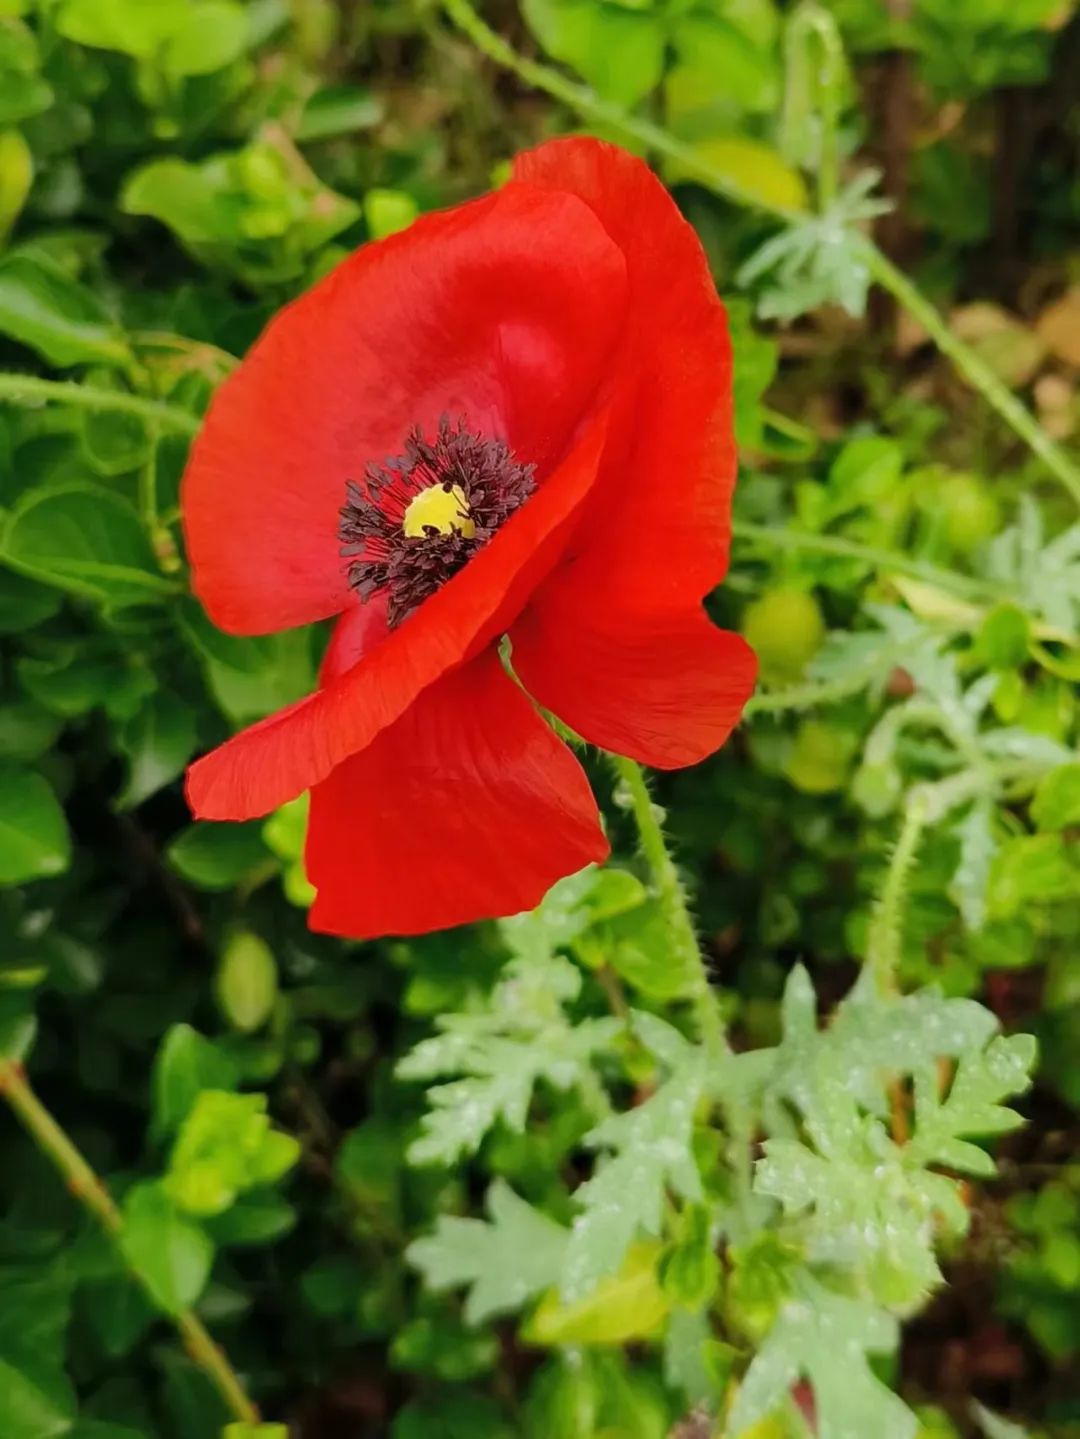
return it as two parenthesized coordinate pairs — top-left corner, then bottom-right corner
(183, 179), (627, 634)
(512, 595), (757, 768)
(509, 139), (752, 766)
(305, 648), (608, 939)
(186, 409), (610, 820)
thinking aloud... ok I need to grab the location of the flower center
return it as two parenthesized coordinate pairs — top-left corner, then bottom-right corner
(338, 415), (536, 629)
(401, 482), (476, 540)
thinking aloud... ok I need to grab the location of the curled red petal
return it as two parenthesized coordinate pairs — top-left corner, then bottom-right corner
(182, 179), (626, 635)
(305, 648), (608, 939)
(509, 139), (752, 764)
(512, 598), (757, 768)
(185, 407), (610, 820)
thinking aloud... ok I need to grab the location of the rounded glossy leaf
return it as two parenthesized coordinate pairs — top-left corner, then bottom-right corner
(0, 764), (70, 885)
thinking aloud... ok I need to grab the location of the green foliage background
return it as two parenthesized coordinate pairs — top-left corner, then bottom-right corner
(0, 1), (1079, 1437)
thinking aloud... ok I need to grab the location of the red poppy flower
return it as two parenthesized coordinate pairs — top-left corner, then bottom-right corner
(182, 138), (756, 939)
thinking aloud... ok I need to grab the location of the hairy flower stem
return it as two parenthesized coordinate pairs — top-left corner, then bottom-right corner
(440, 0), (1080, 512)
(0, 373), (200, 436)
(866, 791), (930, 994)
(609, 755), (724, 1048)
(0, 1059), (261, 1427)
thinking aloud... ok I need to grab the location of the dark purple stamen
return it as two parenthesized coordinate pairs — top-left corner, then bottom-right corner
(338, 415), (536, 628)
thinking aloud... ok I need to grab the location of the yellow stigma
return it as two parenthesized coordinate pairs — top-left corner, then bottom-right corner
(402, 483), (476, 539)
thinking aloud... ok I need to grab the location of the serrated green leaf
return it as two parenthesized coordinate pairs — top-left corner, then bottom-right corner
(909, 1033), (1037, 1175)
(399, 954), (616, 1167)
(729, 1286), (916, 1439)
(560, 1051), (704, 1301)
(408, 1180), (568, 1325)
(951, 801), (997, 932)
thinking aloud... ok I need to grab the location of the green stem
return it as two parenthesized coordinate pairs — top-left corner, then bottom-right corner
(137, 429), (183, 576)
(0, 1060), (261, 1427)
(0, 373), (200, 437)
(731, 518), (1026, 608)
(442, 0), (789, 218)
(861, 246), (1080, 508)
(440, 0), (1080, 510)
(609, 755), (723, 1046)
(866, 791), (929, 993)
(784, 2), (844, 211)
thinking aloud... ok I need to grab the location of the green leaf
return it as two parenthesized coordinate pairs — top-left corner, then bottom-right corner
(0, 568), (62, 634)
(971, 1403), (1031, 1439)
(69, 1423), (152, 1439)
(0, 699), (63, 763)
(57, 0), (249, 77)
(1031, 763), (1080, 831)
(746, 969), (1028, 1305)
(0, 128), (34, 244)
(363, 189), (418, 241)
(408, 1181), (568, 1325)
(119, 1181), (213, 1315)
(180, 603), (316, 723)
(754, 1117), (956, 1308)
(1, 485), (173, 608)
(521, 0), (665, 106)
(159, 1351), (229, 1439)
(297, 85), (383, 141)
(122, 144), (360, 287)
(116, 692), (196, 808)
(499, 865), (646, 964)
(398, 954), (616, 1167)
(0, 1273), (76, 1439)
(908, 1033), (1037, 1176)
(151, 1023), (240, 1139)
(0, 254), (130, 367)
(729, 1285), (916, 1439)
(658, 1202), (720, 1308)
(391, 1393), (512, 1439)
(0, 1356), (75, 1438)
(526, 1243), (669, 1345)
(0, 22), (51, 127)
(989, 834), (1080, 919)
(222, 1426), (289, 1439)
(206, 1191), (295, 1248)
(17, 645), (156, 720)
(951, 800), (997, 932)
(165, 1090), (299, 1218)
(156, 2), (248, 77)
(524, 1355), (599, 1439)
(0, 765), (70, 885)
(560, 1043), (704, 1300)
(0, 999), (37, 1060)
(665, 136), (808, 212)
(167, 821), (272, 892)
(738, 171), (889, 321)
(215, 931), (278, 1034)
